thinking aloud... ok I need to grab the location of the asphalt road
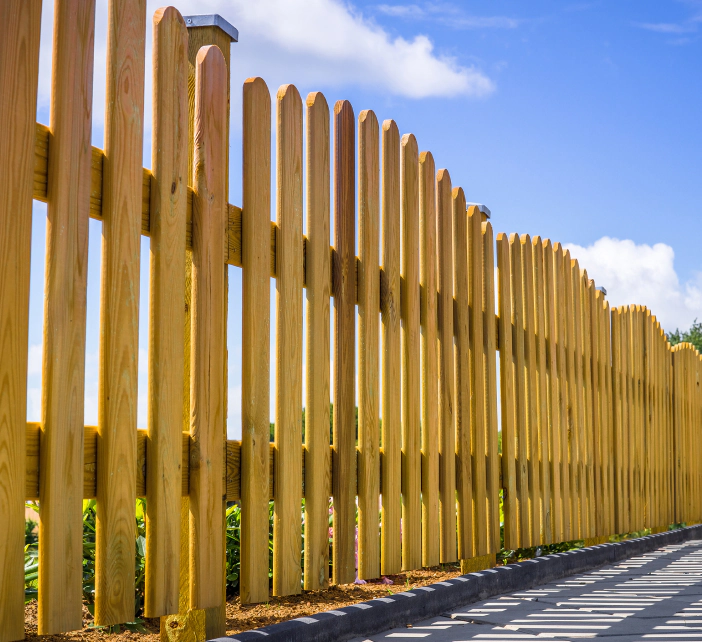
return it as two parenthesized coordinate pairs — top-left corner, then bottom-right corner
(350, 540), (702, 642)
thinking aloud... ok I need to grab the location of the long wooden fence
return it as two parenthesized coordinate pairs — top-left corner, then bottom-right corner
(1, 2), (701, 640)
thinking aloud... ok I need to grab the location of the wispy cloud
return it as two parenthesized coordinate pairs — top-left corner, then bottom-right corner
(634, 4), (702, 39)
(636, 21), (697, 34)
(376, 3), (425, 18)
(375, 2), (520, 30)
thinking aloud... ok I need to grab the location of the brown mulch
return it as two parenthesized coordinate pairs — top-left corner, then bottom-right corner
(224, 564), (462, 634)
(23, 564), (462, 640)
(23, 601), (160, 641)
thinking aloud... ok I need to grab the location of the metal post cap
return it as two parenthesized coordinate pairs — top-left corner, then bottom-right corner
(466, 202), (491, 218)
(183, 14), (238, 42)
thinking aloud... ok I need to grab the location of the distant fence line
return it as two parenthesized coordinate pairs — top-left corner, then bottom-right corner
(1, 2), (701, 641)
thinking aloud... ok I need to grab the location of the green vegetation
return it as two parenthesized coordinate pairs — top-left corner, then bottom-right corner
(667, 318), (702, 352)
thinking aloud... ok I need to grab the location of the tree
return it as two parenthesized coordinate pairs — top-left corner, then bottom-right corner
(667, 318), (702, 353)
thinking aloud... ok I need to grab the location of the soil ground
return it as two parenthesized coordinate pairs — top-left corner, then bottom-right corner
(23, 564), (463, 641)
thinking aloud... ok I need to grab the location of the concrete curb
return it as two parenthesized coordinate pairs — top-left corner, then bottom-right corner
(211, 525), (702, 642)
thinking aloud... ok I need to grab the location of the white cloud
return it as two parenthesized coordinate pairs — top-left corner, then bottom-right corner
(36, 0), (494, 131)
(564, 237), (702, 334)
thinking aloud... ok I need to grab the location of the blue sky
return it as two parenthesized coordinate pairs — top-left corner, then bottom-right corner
(28, 0), (702, 435)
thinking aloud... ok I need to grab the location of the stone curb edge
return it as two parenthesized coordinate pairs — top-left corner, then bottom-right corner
(210, 524), (702, 642)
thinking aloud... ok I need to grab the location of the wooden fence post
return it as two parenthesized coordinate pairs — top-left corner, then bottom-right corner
(162, 13), (237, 642)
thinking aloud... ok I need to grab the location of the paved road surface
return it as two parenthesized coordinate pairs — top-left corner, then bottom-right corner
(351, 540), (702, 642)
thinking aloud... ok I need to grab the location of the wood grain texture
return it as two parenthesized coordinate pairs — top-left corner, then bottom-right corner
(0, 2), (42, 638)
(144, 7), (187, 618)
(497, 234), (518, 549)
(592, 289), (604, 536)
(582, 277), (594, 537)
(304, 92), (331, 591)
(571, 262), (586, 538)
(575, 270), (588, 537)
(95, 0), (146, 626)
(542, 240), (562, 543)
(646, 312), (652, 528)
(436, 169), (456, 562)
(611, 308), (625, 533)
(241, 77), (271, 605)
(272, 84), (304, 596)
(401, 134), (421, 570)
(468, 206), (487, 556)
(510, 234), (530, 548)
(357, 110), (380, 580)
(531, 238), (551, 544)
(37, 0), (95, 634)
(552, 244), (571, 542)
(625, 308), (633, 529)
(189, 45), (227, 610)
(380, 120), (401, 576)
(603, 299), (614, 533)
(332, 100), (356, 585)
(520, 235), (541, 544)
(419, 151), (439, 567)
(176, 20), (233, 637)
(453, 189), (471, 562)
(482, 222), (500, 555)
(563, 251), (580, 538)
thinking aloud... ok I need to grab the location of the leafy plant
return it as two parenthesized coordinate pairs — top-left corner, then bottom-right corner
(667, 319), (702, 352)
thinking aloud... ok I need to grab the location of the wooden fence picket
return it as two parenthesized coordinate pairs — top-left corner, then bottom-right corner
(468, 206), (487, 555)
(189, 44), (228, 610)
(145, 6), (188, 619)
(553, 244), (572, 542)
(241, 76), (271, 605)
(95, 0), (146, 626)
(453, 188), (472, 562)
(483, 221), (500, 555)
(581, 274), (595, 538)
(332, 99), (356, 586)
(401, 134), (422, 571)
(419, 151), (439, 568)
(303, 91), (331, 591)
(511, 234), (530, 548)
(543, 240), (562, 542)
(37, 0), (95, 633)
(357, 109), (380, 581)
(497, 233), (518, 550)
(0, 2), (42, 639)
(436, 169), (456, 562)
(273, 84), (304, 596)
(521, 236), (541, 544)
(380, 119), (402, 576)
(531, 237), (551, 545)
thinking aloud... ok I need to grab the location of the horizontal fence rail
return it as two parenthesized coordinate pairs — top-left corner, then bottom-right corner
(1, 2), (702, 640)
